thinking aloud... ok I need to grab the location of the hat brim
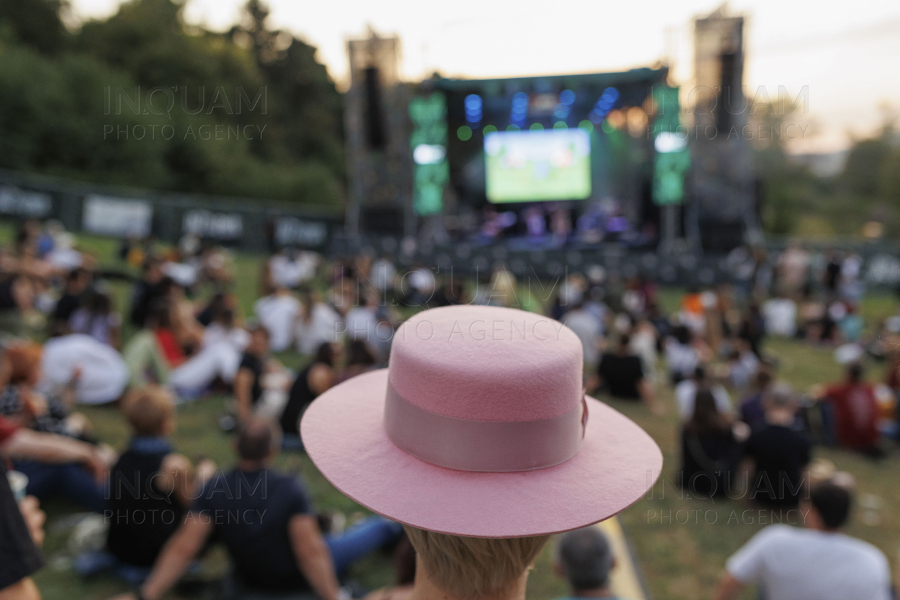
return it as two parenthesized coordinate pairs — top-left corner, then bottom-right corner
(301, 369), (662, 538)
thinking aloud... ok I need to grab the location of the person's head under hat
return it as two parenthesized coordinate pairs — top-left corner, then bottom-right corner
(301, 305), (662, 600)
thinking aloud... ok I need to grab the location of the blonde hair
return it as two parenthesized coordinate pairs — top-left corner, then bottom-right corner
(403, 525), (549, 599)
(122, 385), (175, 437)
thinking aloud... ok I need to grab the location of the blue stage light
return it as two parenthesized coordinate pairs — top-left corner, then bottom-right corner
(559, 89), (576, 105)
(464, 94), (482, 110)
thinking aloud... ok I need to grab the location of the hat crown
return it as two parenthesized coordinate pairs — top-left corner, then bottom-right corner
(388, 306), (583, 422)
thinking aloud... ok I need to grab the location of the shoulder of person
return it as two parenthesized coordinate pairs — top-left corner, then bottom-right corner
(837, 534), (891, 570)
(161, 452), (192, 473)
(751, 524), (796, 546)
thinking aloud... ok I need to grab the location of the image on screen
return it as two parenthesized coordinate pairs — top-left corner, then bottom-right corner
(484, 129), (591, 203)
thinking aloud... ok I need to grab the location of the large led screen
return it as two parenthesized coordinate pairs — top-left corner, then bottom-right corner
(484, 129), (591, 203)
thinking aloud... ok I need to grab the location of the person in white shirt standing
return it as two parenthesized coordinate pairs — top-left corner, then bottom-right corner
(714, 479), (891, 600)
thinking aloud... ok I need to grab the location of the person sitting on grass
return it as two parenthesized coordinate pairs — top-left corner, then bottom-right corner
(714, 479), (891, 600)
(554, 526), (633, 600)
(742, 382), (810, 510)
(0, 416), (47, 600)
(0, 413), (110, 519)
(129, 418), (402, 600)
(0, 342), (110, 512)
(52, 267), (92, 330)
(818, 362), (882, 456)
(593, 333), (661, 415)
(104, 386), (215, 575)
(679, 389), (745, 498)
(675, 365), (731, 423)
(738, 368), (773, 432)
(254, 284), (301, 353)
(279, 342), (339, 445)
(234, 323), (291, 424)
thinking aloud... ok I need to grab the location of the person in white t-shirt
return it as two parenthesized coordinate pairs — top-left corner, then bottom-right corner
(39, 333), (130, 405)
(714, 480), (891, 600)
(762, 295), (798, 337)
(294, 290), (343, 356)
(268, 248), (318, 290)
(253, 287), (301, 352)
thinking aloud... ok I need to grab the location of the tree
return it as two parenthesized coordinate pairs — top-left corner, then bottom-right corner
(0, 0), (69, 54)
(230, 0), (344, 177)
(841, 137), (892, 197)
(750, 96), (813, 234)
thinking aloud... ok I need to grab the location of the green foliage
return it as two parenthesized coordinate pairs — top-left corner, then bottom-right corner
(0, 0), (69, 54)
(0, 47), (170, 185)
(841, 137), (893, 197)
(228, 0), (344, 178)
(753, 96), (900, 239)
(751, 97), (814, 235)
(877, 146), (900, 203)
(0, 0), (344, 207)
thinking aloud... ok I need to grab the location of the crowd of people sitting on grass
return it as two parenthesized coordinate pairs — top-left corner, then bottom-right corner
(0, 219), (897, 600)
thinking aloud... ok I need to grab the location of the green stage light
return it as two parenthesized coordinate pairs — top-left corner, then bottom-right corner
(578, 120), (593, 132)
(601, 119), (614, 134)
(553, 121), (567, 130)
(483, 125), (497, 134)
(506, 124), (520, 131)
(457, 125), (473, 141)
(529, 123), (543, 131)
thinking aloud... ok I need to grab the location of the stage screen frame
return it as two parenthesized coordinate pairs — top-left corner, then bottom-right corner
(484, 128), (591, 203)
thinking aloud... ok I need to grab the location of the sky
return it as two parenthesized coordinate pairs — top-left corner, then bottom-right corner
(69, 0), (900, 154)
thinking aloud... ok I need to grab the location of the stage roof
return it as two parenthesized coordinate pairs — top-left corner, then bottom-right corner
(425, 67), (669, 92)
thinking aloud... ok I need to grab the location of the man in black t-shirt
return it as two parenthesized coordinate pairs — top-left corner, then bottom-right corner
(744, 383), (811, 508)
(595, 334), (661, 414)
(136, 418), (342, 600)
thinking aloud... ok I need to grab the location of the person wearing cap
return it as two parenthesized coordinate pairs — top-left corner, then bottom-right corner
(714, 479), (891, 600)
(300, 305), (662, 600)
(554, 527), (633, 600)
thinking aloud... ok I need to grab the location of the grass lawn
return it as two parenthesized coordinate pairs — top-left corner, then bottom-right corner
(6, 224), (898, 600)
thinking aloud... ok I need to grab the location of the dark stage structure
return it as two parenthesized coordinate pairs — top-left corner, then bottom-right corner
(343, 7), (759, 259)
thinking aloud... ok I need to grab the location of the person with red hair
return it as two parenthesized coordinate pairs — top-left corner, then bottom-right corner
(0, 343), (110, 511)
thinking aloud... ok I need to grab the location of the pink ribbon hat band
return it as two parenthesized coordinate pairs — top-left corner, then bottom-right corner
(301, 305), (662, 538)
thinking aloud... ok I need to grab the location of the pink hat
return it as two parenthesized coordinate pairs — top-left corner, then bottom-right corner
(301, 305), (662, 538)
